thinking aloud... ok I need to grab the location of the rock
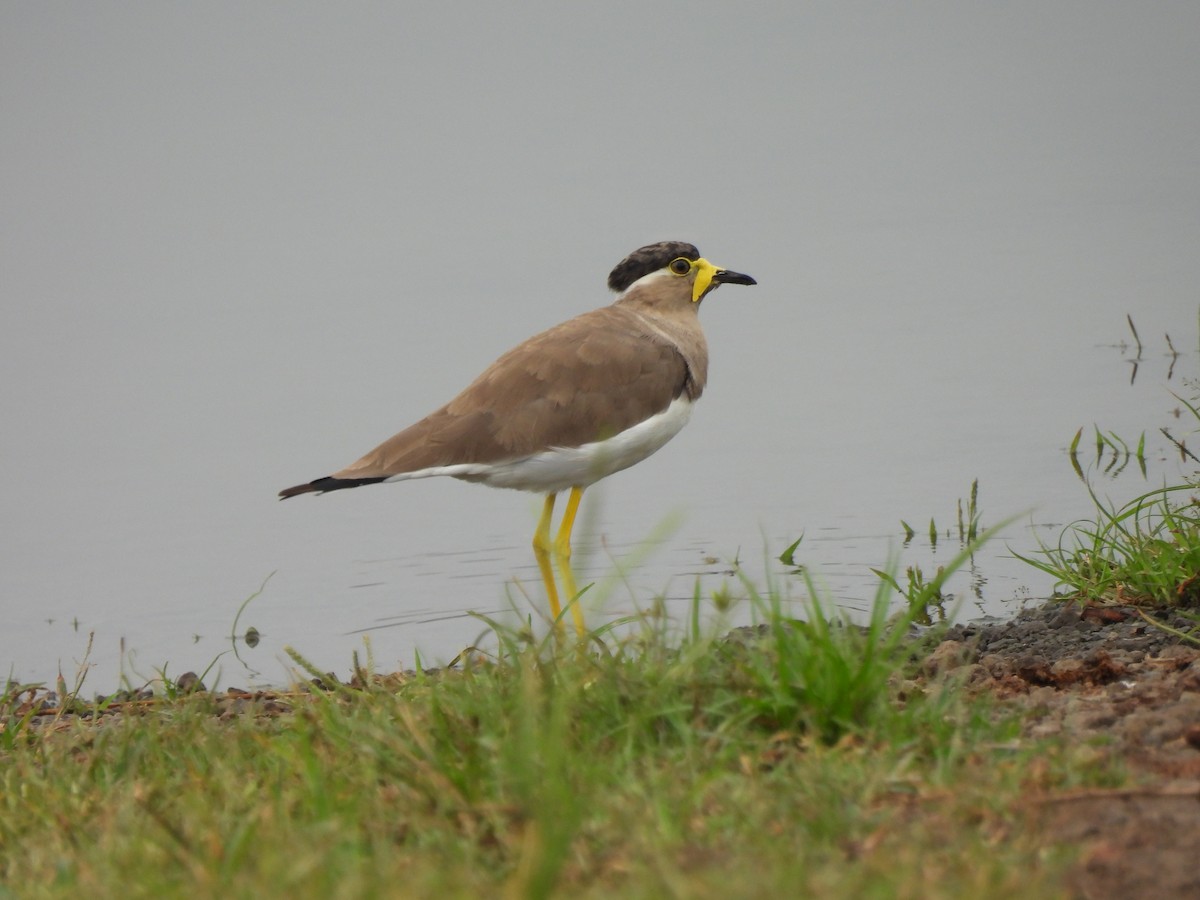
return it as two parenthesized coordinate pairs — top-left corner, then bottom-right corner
(980, 653), (1013, 678)
(1177, 668), (1200, 693)
(923, 640), (972, 676)
(1050, 605), (1083, 628)
(1184, 724), (1200, 751)
(961, 664), (991, 687)
(1016, 654), (1054, 685)
(1051, 658), (1088, 685)
(176, 672), (206, 694)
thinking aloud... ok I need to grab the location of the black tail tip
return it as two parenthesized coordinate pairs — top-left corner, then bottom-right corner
(278, 475), (388, 499)
(278, 482), (320, 500)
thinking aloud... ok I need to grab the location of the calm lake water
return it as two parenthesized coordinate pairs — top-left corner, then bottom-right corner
(4, 5), (1199, 690)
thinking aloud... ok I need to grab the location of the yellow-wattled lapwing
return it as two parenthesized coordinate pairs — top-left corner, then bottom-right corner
(280, 241), (756, 634)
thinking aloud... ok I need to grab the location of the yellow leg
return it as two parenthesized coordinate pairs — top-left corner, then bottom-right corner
(532, 493), (564, 628)
(554, 486), (587, 636)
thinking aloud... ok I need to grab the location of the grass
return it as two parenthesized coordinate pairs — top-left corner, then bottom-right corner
(899, 479), (983, 550)
(1, 550), (1092, 899)
(1017, 391), (1200, 610)
(1018, 481), (1200, 607)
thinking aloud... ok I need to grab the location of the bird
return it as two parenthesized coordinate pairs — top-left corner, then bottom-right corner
(279, 241), (756, 635)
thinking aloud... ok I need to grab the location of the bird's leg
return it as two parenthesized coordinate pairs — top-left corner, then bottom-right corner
(532, 493), (565, 630)
(553, 486), (587, 636)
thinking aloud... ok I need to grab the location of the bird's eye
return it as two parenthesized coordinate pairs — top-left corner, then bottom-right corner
(668, 258), (692, 276)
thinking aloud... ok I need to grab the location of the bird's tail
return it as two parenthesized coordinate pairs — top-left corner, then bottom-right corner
(278, 476), (387, 499)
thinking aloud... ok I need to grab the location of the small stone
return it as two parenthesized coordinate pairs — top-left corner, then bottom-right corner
(1050, 658), (1088, 685)
(1177, 667), (1200, 693)
(923, 640), (973, 676)
(1016, 654), (1054, 685)
(1159, 645), (1200, 663)
(980, 653), (1014, 678)
(176, 672), (206, 694)
(218, 698), (250, 720)
(1050, 606), (1082, 629)
(1184, 724), (1200, 751)
(961, 664), (991, 686)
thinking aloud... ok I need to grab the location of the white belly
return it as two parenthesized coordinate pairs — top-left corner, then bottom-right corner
(383, 395), (695, 494)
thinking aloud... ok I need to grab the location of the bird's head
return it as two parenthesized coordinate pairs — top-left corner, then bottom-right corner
(608, 241), (756, 306)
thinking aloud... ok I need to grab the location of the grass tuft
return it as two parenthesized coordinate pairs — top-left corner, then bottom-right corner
(1021, 374), (1200, 609)
(1017, 481), (1200, 608)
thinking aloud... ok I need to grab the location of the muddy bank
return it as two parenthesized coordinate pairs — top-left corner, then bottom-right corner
(935, 601), (1200, 900)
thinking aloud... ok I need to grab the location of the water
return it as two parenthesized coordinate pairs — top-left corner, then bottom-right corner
(3, 4), (1199, 690)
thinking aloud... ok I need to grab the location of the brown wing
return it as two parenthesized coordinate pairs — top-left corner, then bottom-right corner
(330, 305), (691, 480)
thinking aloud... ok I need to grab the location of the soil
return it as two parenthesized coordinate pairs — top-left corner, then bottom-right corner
(936, 602), (1200, 900)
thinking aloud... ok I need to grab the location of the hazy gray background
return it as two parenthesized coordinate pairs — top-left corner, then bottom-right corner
(3, 3), (1198, 689)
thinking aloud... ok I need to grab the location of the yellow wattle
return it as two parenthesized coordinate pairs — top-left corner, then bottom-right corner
(691, 258), (718, 302)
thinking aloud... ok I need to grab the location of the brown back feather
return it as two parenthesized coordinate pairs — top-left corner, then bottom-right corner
(331, 305), (700, 479)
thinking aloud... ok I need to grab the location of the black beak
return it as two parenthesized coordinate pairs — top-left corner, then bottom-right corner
(714, 269), (756, 286)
